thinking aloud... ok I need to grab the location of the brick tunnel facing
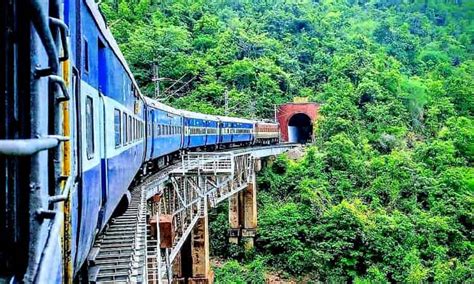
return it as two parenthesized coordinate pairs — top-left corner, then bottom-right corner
(288, 113), (312, 143)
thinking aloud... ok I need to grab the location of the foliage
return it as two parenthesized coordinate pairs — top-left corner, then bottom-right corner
(101, 0), (474, 281)
(214, 258), (266, 284)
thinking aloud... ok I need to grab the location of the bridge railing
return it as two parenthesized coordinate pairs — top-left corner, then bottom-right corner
(178, 152), (234, 174)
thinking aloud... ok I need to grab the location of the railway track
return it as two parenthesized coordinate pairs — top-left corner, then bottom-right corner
(87, 164), (179, 283)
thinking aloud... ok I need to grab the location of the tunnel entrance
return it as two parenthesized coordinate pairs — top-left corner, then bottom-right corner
(288, 113), (312, 143)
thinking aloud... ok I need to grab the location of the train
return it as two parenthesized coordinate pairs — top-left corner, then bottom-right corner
(0, 0), (279, 282)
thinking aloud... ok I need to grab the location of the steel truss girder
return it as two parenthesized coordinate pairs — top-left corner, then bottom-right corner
(145, 145), (297, 282)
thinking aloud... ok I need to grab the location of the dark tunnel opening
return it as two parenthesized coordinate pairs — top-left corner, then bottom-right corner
(288, 113), (312, 143)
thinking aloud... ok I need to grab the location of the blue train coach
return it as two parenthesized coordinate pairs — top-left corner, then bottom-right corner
(182, 110), (219, 150)
(144, 97), (183, 168)
(216, 116), (255, 146)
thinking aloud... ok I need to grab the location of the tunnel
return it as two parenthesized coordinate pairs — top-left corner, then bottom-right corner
(288, 113), (313, 143)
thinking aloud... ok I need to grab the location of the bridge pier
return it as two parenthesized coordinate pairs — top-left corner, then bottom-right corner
(228, 193), (241, 244)
(188, 214), (214, 284)
(242, 175), (257, 249)
(228, 159), (261, 249)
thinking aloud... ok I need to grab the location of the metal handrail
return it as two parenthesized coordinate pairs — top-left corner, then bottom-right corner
(49, 75), (70, 102)
(49, 17), (69, 61)
(30, 0), (59, 77)
(0, 136), (69, 156)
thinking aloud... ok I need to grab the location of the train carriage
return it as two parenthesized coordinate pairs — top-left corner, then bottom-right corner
(182, 110), (219, 149)
(255, 121), (280, 145)
(144, 97), (182, 166)
(73, 0), (148, 273)
(216, 116), (255, 146)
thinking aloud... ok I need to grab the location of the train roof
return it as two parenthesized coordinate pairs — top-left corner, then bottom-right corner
(215, 115), (255, 124)
(181, 110), (218, 121)
(85, 0), (144, 101)
(256, 121), (279, 125)
(143, 96), (181, 115)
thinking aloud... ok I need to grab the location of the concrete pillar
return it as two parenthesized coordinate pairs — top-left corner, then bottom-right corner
(255, 158), (262, 172)
(172, 253), (185, 283)
(188, 214), (214, 284)
(228, 193), (240, 244)
(242, 174), (257, 249)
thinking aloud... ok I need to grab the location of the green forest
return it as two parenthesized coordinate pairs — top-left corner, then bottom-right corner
(101, 0), (473, 282)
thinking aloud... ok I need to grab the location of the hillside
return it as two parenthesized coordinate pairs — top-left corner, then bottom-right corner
(101, 0), (473, 282)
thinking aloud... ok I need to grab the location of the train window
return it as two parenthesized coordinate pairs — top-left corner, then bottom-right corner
(133, 119), (136, 141)
(131, 118), (134, 141)
(114, 109), (121, 147)
(123, 113), (127, 144)
(84, 38), (89, 73)
(86, 96), (94, 159)
(128, 116), (132, 143)
(127, 115), (133, 143)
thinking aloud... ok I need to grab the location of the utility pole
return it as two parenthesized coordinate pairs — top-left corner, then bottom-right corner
(152, 63), (160, 99)
(224, 89), (229, 116)
(274, 104), (277, 123)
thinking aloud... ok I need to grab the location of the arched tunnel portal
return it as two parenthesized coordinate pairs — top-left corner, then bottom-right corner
(288, 113), (312, 143)
(276, 102), (319, 143)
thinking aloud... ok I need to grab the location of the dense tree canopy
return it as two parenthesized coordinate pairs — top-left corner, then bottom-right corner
(101, 0), (473, 282)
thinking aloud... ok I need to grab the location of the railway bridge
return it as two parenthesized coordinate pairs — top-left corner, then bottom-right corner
(87, 144), (297, 283)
